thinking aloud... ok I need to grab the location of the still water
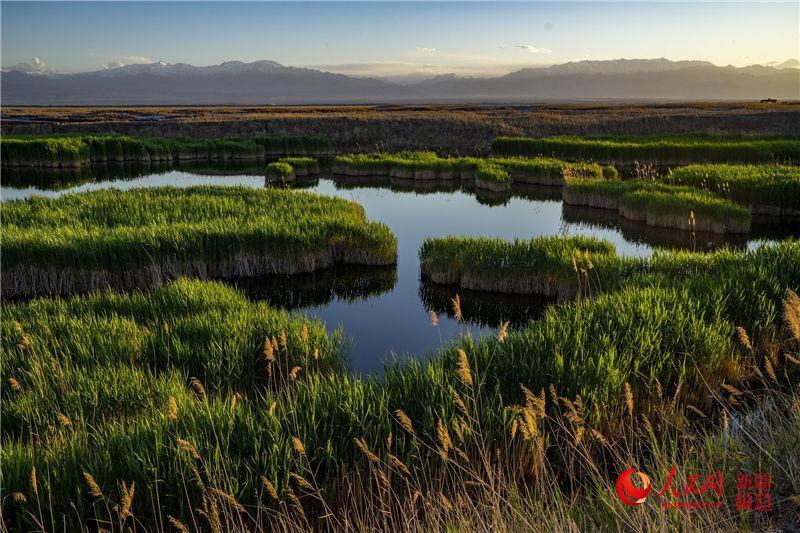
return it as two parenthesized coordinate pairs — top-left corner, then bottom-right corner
(3, 165), (793, 373)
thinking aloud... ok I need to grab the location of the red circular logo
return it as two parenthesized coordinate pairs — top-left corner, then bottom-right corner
(616, 468), (652, 506)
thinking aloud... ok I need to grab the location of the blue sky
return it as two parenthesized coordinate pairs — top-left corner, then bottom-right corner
(2, 2), (798, 79)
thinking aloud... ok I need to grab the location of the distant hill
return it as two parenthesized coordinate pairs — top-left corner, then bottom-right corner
(2, 58), (798, 104)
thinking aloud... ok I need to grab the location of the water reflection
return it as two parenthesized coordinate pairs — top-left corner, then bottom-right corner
(229, 265), (397, 309)
(3, 166), (797, 373)
(419, 281), (553, 328)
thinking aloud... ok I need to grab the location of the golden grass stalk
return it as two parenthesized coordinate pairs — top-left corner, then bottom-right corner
(176, 438), (201, 460)
(168, 515), (191, 533)
(210, 488), (245, 513)
(7, 377), (22, 392)
(498, 321), (509, 343)
(452, 294), (463, 322)
(387, 453), (411, 476)
(83, 472), (103, 498)
(120, 481), (135, 518)
(624, 383), (634, 418)
(395, 409), (415, 435)
(437, 418), (453, 460)
(289, 366), (302, 380)
(291, 436), (306, 456)
(354, 438), (380, 463)
(430, 311), (439, 327)
(736, 326), (753, 350)
(785, 289), (800, 341)
(457, 349), (473, 387)
(167, 397), (178, 421)
(189, 377), (206, 398)
(12, 492), (27, 503)
(31, 466), (38, 497)
(764, 356), (778, 383)
(261, 476), (279, 500)
(289, 472), (315, 492)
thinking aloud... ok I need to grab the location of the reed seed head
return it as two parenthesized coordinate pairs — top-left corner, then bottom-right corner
(83, 472), (103, 498)
(624, 383), (634, 418)
(395, 409), (415, 435)
(261, 476), (279, 500)
(31, 466), (38, 497)
(167, 397), (178, 421)
(784, 289), (800, 341)
(168, 516), (191, 533)
(354, 438), (380, 463)
(430, 311), (439, 327)
(176, 438), (201, 460)
(189, 377), (206, 398)
(736, 326), (753, 350)
(291, 436), (306, 456)
(457, 349), (473, 387)
(7, 377), (22, 392)
(451, 294), (463, 322)
(498, 321), (509, 343)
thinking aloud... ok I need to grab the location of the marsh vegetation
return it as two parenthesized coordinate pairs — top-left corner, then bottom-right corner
(2, 131), (799, 531)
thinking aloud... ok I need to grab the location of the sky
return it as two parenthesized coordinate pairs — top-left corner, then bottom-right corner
(2, 1), (798, 80)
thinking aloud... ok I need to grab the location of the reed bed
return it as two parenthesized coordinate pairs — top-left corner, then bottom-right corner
(666, 164), (800, 217)
(563, 178), (752, 233)
(419, 235), (619, 299)
(0, 135), (332, 168)
(1, 186), (397, 298)
(3, 240), (798, 531)
(333, 152), (609, 188)
(492, 135), (800, 165)
(265, 162), (295, 181)
(277, 157), (321, 176)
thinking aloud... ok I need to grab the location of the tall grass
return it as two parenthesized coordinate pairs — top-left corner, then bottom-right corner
(0, 135), (332, 168)
(562, 178), (752, 233)
(333, 152), (610, 186)
(277, 157), (321, 176)
(419, 235), (618, 299)
(1, 186), (397, 297)
(492, 135), (800, 164)
(666, 164), (800, 216)
(3, 240), (798, 531)
(265, 162), (295, 180)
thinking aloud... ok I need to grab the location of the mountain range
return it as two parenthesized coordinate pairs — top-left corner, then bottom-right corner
(2, 58), (798, 104)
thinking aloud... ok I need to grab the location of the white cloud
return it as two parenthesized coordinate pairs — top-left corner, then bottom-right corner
(501, 44), (552, 54)
(415, 47), (437, 53)
(100, 55), (152, 69)
(120, 55), (152, 64)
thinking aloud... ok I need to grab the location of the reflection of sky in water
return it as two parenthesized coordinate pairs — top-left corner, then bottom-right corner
(3, 170), (793, 374)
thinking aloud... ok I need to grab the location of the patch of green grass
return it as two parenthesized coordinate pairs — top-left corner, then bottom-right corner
(420, 235), (618, 284)
(333, 151), (609, 185)
(1, 186), (397, 295)
(563, 177), (752, 232)
(277, 156), (320, 175)
(491, 135), (800, 164)
(666, 164), (800, 213)
(0, 135), (332, 167)
(265, 161), (294, 179)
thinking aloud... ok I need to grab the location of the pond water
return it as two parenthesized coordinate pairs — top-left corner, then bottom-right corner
(3, 165), (796, 374)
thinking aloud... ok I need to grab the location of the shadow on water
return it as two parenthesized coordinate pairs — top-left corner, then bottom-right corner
(229, 265), (397, 309)
(419, 280), (554, 329)
(2, 161), (269, 191)
(562, 204), (800, 251)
